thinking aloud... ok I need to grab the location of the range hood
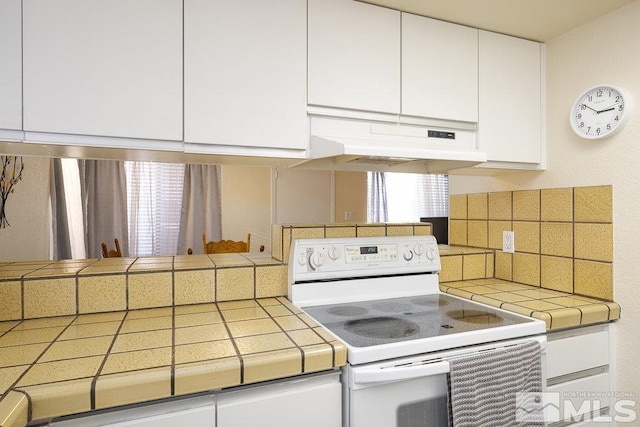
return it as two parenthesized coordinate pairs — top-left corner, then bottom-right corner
(293, 116), (487, 174)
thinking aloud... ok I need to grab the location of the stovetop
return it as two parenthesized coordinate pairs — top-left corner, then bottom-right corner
(302, 293), (534, 349)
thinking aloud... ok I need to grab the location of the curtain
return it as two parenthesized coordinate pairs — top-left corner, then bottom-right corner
(79, 160), (129, 258)
(177, 164), (222, 255)
(124, 161), (185, 257)
(417, 174), (449, 217)
(50, 159), (72, 260)
(367, 171), (388, 222)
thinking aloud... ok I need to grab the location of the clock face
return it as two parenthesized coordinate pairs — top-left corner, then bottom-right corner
(570, 85), (632, 139)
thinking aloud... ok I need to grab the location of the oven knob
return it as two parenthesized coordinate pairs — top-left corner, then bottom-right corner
(328, 246), (341, 260)
(426, 247), (436, 260)
(414, 243), (424, 256)
(310, 252), (325, 269)
(403, 250), (414, 261)
(297, 253), (307, 266)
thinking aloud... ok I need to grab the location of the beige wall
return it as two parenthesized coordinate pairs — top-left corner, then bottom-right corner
(334, 171), (367, 223)
(0, 156), (50, 262)
(220, 165), (272, 252)
(450, 0), (640, 398)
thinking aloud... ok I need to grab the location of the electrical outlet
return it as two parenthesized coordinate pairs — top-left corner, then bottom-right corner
(344, 211), (354, 221)
(503, 231), (515, 253)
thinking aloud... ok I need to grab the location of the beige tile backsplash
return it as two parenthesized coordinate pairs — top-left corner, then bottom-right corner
(445, 185), (614, 301)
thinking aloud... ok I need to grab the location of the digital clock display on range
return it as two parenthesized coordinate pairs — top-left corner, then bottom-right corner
(360, 246), (378, 255)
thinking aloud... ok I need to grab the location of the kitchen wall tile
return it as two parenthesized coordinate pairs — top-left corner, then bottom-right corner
(13, 317), (74, 331)
(216, 267), (254, 302)
(514, 299), (564, 311)
(58, 321), (120, 341)
(488, 191), (512, 220)
(174, 323), (229, 346)
(512, 253), (540, 286)
(0, 366), (29, 395)
(574, 185), (612, 223)
(325, 226), (356, 238)
(513, 189), (540, 221)
(575, 223), (613, 262)
(0, 343), (47, 368)
(173, 255), (214, 270)
(467, 220), (488, 247)
(19, 377), (93, 420)
(273, 315), (308, 331)
(234, 332), (294, 355)
(541, 187), (573, 222)
(486, 252), (495, 278)
(174, 357), (240, 396)
(467, 193), (488, 220)
(494, 251), (512, 281)
(209, 253), (252, 268)
(607, 302), (621, 320)
(78, 274), (126, 314)
(540, 222), (573, 257)
(271, 225), (284, 262)
(173, 311), (222, 329)
(540, 256), (573, 293)
(174, 269), (215, 306)
(448, 220), (468, 246)
(574, 260), (613, 300)
(255, 265), (287, 298)
(0, 281), (21, 321)
(119, 316), (172, 334)
(488, 221), (512, 250)
(449, 194), (467, 220)
(23, 278), (76, 319)
(227, 318), (280, 339)
(386, 225), (414, 236)
(125, 307), (172, 320)
(242, 347), (301, 384)
(355, 225), (386, 237)
(462, 254), (488, 280)
(512, 221), (540, 253)
(530, 312), (552, 329)
(128, 272), (172, 310)
(291, 227), (325, 240)
(94, 367), (171, 409)
(439, 255), (463, 283)
(413, 224), (432, 236)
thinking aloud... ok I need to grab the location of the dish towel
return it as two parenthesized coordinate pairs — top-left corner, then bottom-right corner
(447, 340), (545, 427)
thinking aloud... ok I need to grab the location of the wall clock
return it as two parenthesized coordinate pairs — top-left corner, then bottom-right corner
(570, 84), (633, 139)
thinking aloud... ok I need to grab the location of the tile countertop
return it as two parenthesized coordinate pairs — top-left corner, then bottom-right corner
(0, 298), (346, 427)
(440, 278), (620, 330)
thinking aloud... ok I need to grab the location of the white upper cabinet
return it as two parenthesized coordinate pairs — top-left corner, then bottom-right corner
(23, 0), (183, 142)
(478, 30), (543, 165)
(0, 0), (22, 132)
(308, 0), (401, 115)
(184, 0), (307, 153)
(401, 13), (478, 123)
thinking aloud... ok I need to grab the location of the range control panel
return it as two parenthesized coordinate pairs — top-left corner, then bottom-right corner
(289, 236), (440, 283)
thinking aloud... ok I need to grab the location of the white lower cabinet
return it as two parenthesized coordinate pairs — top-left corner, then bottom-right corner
(217, 372), (341, 427)
(52, 372), (340, 427)
(546, 324), (615, 426)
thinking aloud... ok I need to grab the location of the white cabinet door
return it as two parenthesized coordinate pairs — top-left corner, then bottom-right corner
(402, 13), (478, 123)
(217, 373), (341, 427)
(478, 30), (542, 164)
(0, 0), (22, 131)
(184, 0), (307, 152)
(308, 0), (400, 114)
(23, 0), (182, 142)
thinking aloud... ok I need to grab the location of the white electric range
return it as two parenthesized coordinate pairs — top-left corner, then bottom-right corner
(288, 235), (546, 427)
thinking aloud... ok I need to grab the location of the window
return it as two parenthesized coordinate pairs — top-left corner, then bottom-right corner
(367, 172), (448, 222)
(124, 161), (185, 257)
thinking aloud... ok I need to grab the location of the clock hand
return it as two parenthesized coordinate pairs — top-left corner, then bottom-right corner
(597, 105), (617, 114)
(583, 104), (599, 113)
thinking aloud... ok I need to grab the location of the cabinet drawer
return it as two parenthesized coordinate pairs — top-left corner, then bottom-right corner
(548, 372), (610, 424)
(547, 328), (609, 379)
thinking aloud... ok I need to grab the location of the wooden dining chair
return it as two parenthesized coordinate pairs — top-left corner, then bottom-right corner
(101, 238), (122, 258)
(202, 232), (250, 254)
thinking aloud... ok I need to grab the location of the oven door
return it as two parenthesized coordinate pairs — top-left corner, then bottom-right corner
(345, 360), (451, 427)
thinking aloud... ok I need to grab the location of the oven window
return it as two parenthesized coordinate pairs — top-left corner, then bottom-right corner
(397, 395), (449, 427)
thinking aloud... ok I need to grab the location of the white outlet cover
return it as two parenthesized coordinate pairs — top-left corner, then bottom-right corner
(503, 231), (515, 253)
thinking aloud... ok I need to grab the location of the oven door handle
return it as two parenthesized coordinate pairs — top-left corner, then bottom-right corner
(352, 360), (450, 385)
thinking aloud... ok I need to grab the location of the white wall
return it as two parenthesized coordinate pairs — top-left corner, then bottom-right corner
(220, 165), (272, 252)
(450, 0), (640, 400)
(0, 156), (50, 261)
